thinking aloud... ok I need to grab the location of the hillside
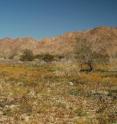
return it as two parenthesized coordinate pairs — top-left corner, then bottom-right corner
(0, 26), (117, 60)
(0, 27), (116, 123)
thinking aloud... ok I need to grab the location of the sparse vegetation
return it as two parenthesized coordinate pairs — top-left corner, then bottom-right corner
(35, 53), (55, 62)
(0, 27), (116, 123)
(34, 53), (64, 63)
(0, 63), (116, 123)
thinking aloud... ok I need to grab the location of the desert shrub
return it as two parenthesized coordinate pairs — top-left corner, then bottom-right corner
(75, 38), (109, 72)
(20, 49), (34, 61)
(34, 54), (44, 60)
(36, 53), (55, 63)
(42, 54), (55, 62)
(69, 89), (80, 96)
(54, 54), (64, 60)
(74, 108), (87, 117)
(34, 54), (64, 62)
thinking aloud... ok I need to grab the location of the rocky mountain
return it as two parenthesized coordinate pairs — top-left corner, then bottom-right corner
(0, 26), (117, 60)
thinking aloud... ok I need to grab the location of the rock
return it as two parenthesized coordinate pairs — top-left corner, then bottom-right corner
(69, 82), (74, 86)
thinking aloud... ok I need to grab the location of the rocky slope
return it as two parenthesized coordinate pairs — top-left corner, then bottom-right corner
(0, 26), (117, 60)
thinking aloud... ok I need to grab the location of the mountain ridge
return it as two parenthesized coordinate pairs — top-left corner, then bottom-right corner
(0, 26), (117, 60)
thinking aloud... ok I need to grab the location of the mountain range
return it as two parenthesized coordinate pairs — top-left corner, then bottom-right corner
(0, 26), (117, 61)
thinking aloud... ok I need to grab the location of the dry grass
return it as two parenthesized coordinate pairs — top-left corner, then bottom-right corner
(0, 63), (116, 124)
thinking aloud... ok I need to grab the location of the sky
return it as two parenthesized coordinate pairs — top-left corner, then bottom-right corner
(0, 0), (117, 39)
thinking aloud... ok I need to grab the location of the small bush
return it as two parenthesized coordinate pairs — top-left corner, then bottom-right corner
(20, 49), (34, 61)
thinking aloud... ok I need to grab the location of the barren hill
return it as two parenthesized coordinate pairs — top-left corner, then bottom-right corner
(0, 26), (117, 60)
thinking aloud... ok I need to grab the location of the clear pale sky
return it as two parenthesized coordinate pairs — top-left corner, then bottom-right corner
(0, 0), (117, 39)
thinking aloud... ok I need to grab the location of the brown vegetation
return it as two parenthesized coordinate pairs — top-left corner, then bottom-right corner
(0, 26), (116, 123)
(0, 63), (116, 123)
